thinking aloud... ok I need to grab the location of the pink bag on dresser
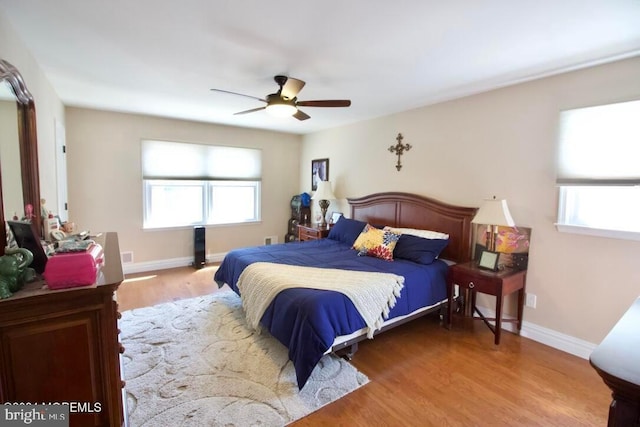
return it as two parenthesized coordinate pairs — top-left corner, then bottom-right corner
(44, 243), (105, 290)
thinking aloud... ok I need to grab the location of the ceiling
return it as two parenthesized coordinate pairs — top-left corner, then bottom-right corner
(1, 1), (639, 135)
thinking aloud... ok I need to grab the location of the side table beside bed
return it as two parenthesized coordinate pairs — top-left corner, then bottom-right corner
(447, 261), (527, 345)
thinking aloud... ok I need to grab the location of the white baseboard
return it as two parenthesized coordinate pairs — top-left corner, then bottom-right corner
(122, 252), (227, 275)
(476, 305), (596, 360)
(121, 259), (598, 360)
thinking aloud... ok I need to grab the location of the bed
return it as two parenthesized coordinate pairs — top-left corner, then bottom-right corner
(214, 192), (476, 389)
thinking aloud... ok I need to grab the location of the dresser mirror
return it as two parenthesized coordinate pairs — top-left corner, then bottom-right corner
(0, 59), (42, 255)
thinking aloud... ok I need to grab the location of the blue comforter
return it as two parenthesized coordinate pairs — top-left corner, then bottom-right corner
(213, 238), (448, 389)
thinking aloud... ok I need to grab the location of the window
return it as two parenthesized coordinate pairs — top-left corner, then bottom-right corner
(556, 99), (640, 240)
(142, 140), (261, 229)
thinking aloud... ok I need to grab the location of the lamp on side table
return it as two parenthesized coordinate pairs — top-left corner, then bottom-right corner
(311, 181), (336, 228)
(471, 197), (515, 252)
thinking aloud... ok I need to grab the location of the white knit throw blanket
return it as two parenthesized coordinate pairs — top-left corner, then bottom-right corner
(237, 262), (405, 339)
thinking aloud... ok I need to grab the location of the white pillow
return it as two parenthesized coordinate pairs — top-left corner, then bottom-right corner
(383, 226), (449, 240)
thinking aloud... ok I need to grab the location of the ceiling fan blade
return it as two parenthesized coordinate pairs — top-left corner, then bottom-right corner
(234, 106), (266, 115)
(293, 110), (310, 121)
(281, 77), (306, 100)
(296, 100), (351, 108)
(210, 88), (267, 103)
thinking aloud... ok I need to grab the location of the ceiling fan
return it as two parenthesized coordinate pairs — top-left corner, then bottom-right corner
(210, 75), (351, 121)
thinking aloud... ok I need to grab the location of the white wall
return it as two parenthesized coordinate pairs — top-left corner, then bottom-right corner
(65, 108), (301, 268)
(301, 56), (640, 347)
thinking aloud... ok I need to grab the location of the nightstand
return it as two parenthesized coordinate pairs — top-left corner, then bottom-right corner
(297, 224), (330, 241)
(446, 261), (527, 345)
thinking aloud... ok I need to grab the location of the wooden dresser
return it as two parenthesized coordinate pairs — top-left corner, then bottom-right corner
(590, 297), (640, 426)
(0, 232), (126, 427)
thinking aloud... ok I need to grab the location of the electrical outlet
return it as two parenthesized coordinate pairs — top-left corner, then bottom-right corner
(120, 251), (134, 264)
(264, 236), (278, 245)
(525, 293), (537, 309)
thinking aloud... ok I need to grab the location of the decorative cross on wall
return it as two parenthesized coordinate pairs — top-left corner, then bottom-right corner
(388, 133), (412, 171)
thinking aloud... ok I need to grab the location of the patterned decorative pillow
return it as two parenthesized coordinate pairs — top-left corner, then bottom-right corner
(352, 224), (401, 261)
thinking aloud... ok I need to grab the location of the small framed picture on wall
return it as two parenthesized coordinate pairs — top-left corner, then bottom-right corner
(311, 158), (329, 191)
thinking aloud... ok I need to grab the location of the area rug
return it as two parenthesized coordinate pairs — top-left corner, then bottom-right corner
(120, 290), (368, 426)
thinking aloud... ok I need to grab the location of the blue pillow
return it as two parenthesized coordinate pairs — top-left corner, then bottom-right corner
(327, 217), (367, 245)
(393, 234), (449, 265)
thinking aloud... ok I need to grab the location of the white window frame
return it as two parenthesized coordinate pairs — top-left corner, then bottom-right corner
(207, 180), (261, 225)
(556, 186), (640, 242)
(141, 140), (262, 229)
(555, 99), (640, 241)
(143, 179), (261, 229)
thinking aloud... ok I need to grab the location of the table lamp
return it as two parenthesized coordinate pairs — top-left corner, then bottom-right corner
(471, 197), (515, 251)
(311, 180), (336, 227)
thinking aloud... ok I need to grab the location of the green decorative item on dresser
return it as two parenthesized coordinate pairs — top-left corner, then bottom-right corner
(0, 247), (34, 299)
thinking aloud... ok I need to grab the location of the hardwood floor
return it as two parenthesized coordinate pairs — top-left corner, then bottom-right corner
(118, 266), (611, 426)
(117, 265), (222, 312)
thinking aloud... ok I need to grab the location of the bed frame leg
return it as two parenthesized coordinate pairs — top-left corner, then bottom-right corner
(344, 342), (359, 360)
(336, 342), (359, 360)
(441, 296), (463, 323)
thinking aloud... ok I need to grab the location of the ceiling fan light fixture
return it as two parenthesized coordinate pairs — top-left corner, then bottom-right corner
(211, 75), (351, 121)
(265, 102), (297, 117)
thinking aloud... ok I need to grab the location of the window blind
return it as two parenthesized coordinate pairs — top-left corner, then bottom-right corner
(141, 140), (262, 180)
(556, 99), (640, 186)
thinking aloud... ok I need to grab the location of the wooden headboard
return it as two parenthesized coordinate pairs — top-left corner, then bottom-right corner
(348, 192), (477, 264)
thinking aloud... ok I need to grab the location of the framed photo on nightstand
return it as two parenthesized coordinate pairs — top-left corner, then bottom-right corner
(330, 211), (343, 224)
(478, 250), (499, 271)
